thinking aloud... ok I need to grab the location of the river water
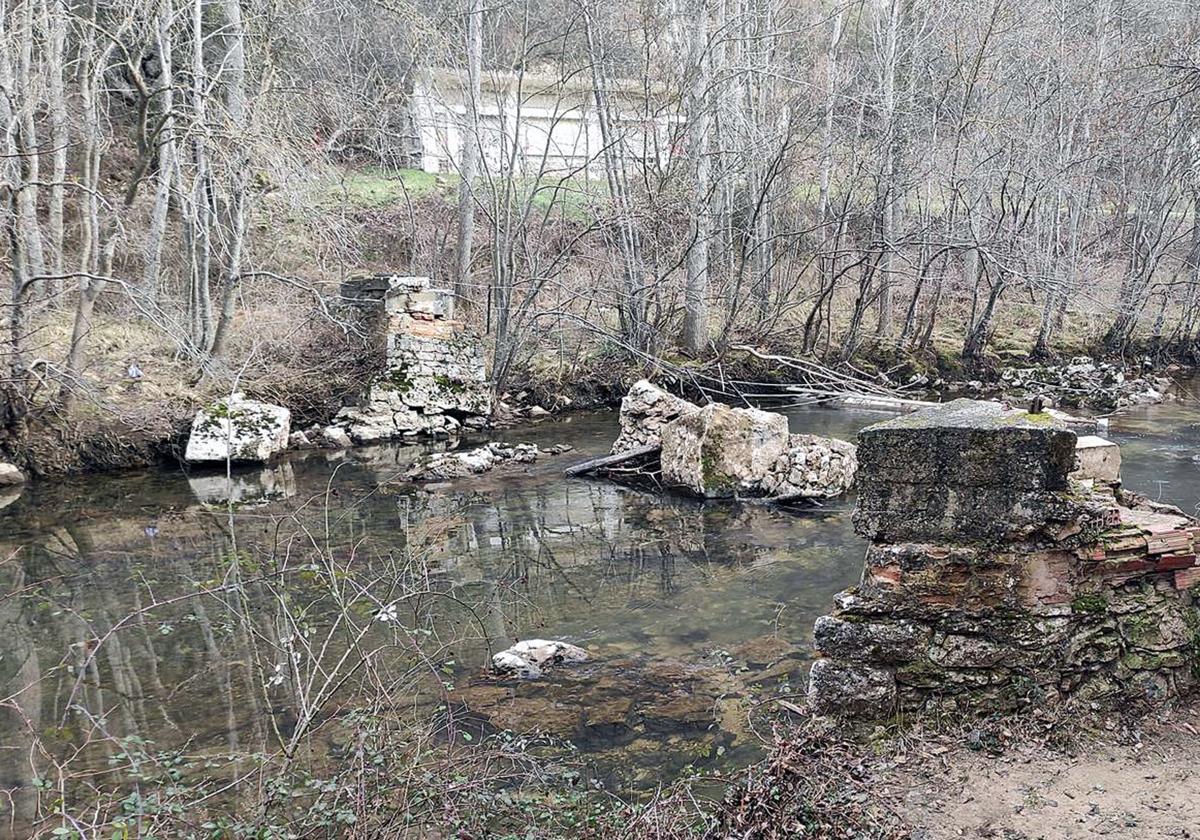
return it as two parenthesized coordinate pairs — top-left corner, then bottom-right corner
(1, 391), (1198, 828)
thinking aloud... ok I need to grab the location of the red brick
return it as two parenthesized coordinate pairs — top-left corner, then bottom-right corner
(869, 565), (903, 587)
(1155, 554), (1197, 572)
(1175, 567), (1200, 590)
(1096, 559), (1154, 577)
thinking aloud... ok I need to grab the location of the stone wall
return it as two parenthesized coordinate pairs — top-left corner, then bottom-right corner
(808, 399), (1200, 718)
(330, 276), (492, 443)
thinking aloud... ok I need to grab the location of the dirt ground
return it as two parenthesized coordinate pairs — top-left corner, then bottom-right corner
(878, 707), (1200, 839)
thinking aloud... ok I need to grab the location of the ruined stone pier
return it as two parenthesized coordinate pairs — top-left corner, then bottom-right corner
(329, 275), (492, 443)
(808, 398), (1200, 717)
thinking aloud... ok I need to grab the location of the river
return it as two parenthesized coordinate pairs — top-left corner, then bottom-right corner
(1, 390), (1197, 831)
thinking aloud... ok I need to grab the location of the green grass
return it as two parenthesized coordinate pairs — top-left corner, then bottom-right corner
(324, 164), (610, 223)
(327, 167), (452, 208)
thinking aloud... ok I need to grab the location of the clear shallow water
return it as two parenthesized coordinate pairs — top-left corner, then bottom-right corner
(1, 396), (1198, 829)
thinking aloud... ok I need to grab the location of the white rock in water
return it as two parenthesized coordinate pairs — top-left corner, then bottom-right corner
(407, 442), (540, 481)
(321, 426), (352, 448)
(288, 431), (313, 450)
(185, 393), (291, 464)
(0, 463), (26, 486)
(611, 380), (699, 453)
(492, 650), (543, 679)
(492, 639), (588, 678)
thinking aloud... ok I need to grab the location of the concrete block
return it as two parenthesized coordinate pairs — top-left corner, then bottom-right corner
(1071, 435), (1121, 484)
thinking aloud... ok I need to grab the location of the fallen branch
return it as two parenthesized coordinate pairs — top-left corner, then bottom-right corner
(564, 444), (659, 477)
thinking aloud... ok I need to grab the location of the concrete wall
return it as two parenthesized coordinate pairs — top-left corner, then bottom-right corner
(410, 69), (678, 177)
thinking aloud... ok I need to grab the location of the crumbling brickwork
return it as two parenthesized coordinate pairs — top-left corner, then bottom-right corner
(808, 399), (1200, 717)
(331, 275), (492, 442)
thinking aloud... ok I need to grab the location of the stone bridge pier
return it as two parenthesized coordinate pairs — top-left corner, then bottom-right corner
(808, 399), (1200, 717)
(329, 275), (492, 443)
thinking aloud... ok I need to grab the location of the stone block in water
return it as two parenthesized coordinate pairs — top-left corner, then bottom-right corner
(852, 399), (1078, 543)
(660, 403), (790, 498)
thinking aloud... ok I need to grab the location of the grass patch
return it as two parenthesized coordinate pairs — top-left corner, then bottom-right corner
(326, 166), (452, 208)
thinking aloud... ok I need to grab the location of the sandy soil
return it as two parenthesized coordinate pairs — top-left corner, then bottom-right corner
(881, 708), (1200, 839)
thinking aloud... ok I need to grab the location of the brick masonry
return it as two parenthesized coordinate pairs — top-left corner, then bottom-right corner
(808, 399), (1200, 717)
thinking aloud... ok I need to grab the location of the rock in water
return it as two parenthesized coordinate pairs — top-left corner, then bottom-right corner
(611, 379), (700, 453)
(185, 394), (291, 464)
(660, 403), (790, 498)
(0, 463), (26, 486)
(492, 639), (589, 679)
(407, 442), (541, 480)
(765, 434), (858, 499)
(320, 426), (352, 449)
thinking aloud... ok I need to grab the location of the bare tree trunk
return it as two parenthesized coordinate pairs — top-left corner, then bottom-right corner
(142, 1), (177, 305)
(189, 0), (214, 350)
(210, 0), (249, 359)
(44, 0), (68, 297)
(12, 0), (45, 288)
(875, 0), (901, 339)
(581, 0), (649, 351)
(453, 0), (483, 306)
(682, 0), (711, 354)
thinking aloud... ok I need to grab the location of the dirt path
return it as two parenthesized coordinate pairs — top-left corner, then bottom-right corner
(887, 710), (1200, 839)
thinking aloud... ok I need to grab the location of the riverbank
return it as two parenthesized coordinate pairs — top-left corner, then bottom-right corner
(5, 313), (1193, 484)
(653, 692), (1200, 839)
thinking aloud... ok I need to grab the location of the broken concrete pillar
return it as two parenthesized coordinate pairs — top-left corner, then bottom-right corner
(611, 380), (700, 454)
(660, 403), (790, 498)
(809, 399), (1200, 718)
(852, 399), (1079, 543)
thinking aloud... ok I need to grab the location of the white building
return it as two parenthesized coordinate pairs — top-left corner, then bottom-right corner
(410, 68), (679, 178)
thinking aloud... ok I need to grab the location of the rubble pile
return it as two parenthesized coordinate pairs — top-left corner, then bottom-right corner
(999, 357), (1171, 411)
(407, 442), (569, 481)
(808, 399), (1200, 717)
(573, 380), (857, 501)
(326, 275), (492, 444)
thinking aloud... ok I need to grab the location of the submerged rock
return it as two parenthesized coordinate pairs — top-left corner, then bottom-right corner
(407, 442), (541, 481)
(0, 463), (25, 486)
(492, 639), (589, 679)
(185, 394), (290, 464)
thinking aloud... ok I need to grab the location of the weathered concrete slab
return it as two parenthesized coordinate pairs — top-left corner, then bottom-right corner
(853, 399), (1078, 543)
